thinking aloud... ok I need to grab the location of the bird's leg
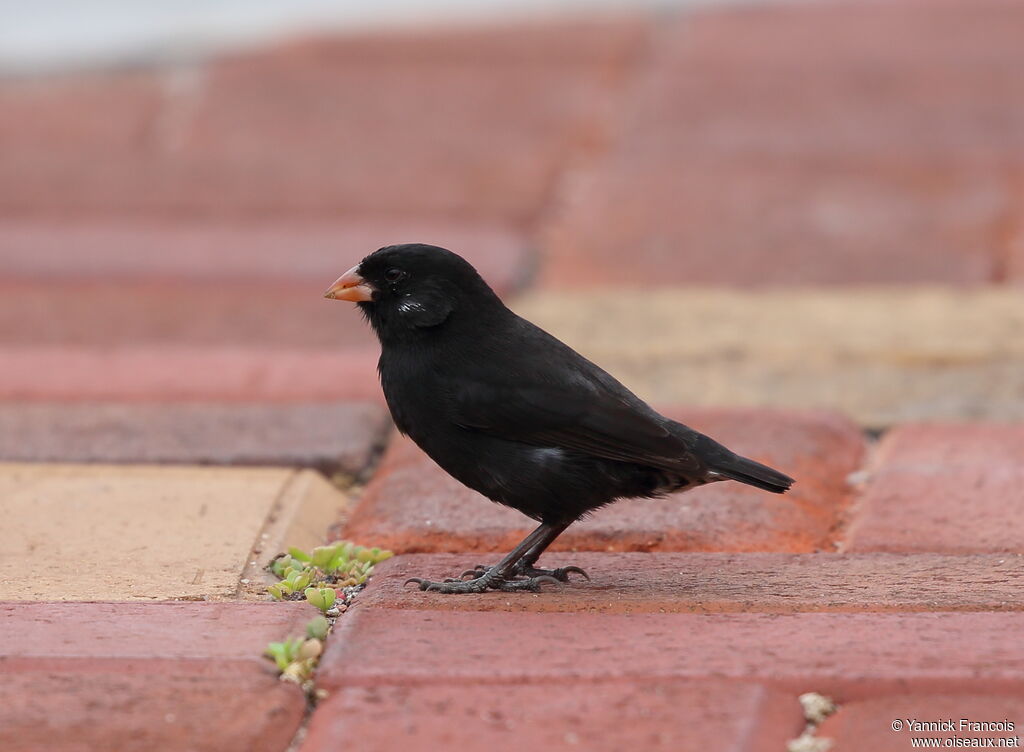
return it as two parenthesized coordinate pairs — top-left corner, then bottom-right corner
(406, 522), (569, 594)
(513, 521), (589, 581)
(460, 520), (589, 583)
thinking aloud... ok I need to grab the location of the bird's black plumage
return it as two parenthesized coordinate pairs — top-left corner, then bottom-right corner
(327, 243), (794, 593)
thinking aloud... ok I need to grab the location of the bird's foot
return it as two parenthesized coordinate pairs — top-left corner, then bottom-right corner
(460, 561), (589, 583)
(405, 567), (562, 594)
(522, 564), (590, 582)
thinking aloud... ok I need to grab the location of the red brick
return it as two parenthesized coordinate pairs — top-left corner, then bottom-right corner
(0, 73), (166, 216)
(0, 670), (304, 752)
(0, 280), (375, 348)
(0, 346), (381, 401)
(843, 424), (1024, 553)
(0, 602), (310, 661)
(319, 609), (1024, 694)
(0, 226), (526, 349)
(541, 0), (1021, 289)
(648, 2), (1024, 160)
(343, 409), (864, 553)
(0, 401), (390, 475)
(279, 17), (648, 66)
(356, 552), (1024, 614)
(1012, 218), (1024, 283)
(643, 65), (1024, 165)
(820, 694), (1024, 752)
(542, 158), (1002, 288)
(301, 680), (800, 752)
(642, 71), (1024, 166)
(1011, 176), (1024, 284)
(0, 22), (643, 221)
(176, 60), (607, 223)
(676, 1), (1024, 72)
(0, 219), (529, 293)
(0, 222), (529, 349)
(0, 72), (159, 165)
(0, 602), (310, 752)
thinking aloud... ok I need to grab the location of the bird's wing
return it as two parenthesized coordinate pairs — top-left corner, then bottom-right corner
(449, 373), (704, 475)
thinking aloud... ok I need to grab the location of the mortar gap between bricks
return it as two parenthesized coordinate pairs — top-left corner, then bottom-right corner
(233, 471), (301, 602)
(332, 421), (396, 490)
(528, 14), (658, 258)
(296, 424), (391, 495)
(827, 427), (887, 553)
(322, 423), (397, 543)
(989, 164), (1023, 284)
(270, 587), (371, 752)
(282, 720), (310, 752)
(236, 468), (390, 602)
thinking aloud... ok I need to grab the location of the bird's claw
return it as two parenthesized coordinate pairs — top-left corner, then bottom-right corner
(538, 565), (590, 582)
(403, 570), (565, 594)
(524, 575), (563, 591)
(460, 562), (588, 583)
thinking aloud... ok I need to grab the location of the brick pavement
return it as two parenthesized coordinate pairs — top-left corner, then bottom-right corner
(3, 2), (1024, 751)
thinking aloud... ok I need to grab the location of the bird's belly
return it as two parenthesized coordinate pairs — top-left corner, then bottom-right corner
(409, 432), (676, 524)
(378, 364), (687, 523)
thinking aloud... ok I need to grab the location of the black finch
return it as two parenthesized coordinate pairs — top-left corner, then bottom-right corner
(326, 244), (794, 593)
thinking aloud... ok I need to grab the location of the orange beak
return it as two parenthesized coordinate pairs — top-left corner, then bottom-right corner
(324, 265), (375, 302)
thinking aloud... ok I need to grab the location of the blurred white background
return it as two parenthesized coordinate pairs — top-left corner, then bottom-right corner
(0, 0), (767, 74)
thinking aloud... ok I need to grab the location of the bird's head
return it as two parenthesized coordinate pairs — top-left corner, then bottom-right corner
(324, 243), (503, 338)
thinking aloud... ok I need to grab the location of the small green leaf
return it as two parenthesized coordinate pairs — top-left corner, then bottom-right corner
(288, 547), (311, 562)
(285, 570), (312, 591)
(304, 587), (325, 610)
(310, 546), (336, 569)
(326, 552), (350, 574)
(305, 587), (337, 612)
(270, 555), (293, 577)
(306, 615), (329, 640)
(286, 637), (304, 660)
(264, 642), (291, 671)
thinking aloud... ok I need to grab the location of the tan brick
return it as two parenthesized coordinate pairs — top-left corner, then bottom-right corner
(0, 463), (349, 600)
(512, 289), (1024, 427)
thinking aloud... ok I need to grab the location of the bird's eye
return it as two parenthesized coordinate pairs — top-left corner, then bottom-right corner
(384, 268), (405, 283)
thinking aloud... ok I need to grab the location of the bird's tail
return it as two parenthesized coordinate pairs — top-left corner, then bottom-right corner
(708, 452), (794, 494)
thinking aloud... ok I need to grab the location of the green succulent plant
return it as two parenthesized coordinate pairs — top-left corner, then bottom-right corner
(264, 616), (334, 686)
(264, 636), (306, 672)
(265, 540), (393, 600)
(304, 586), (337, 612)
(263, 542), (392, 696)
(306, 615), (330, 640)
